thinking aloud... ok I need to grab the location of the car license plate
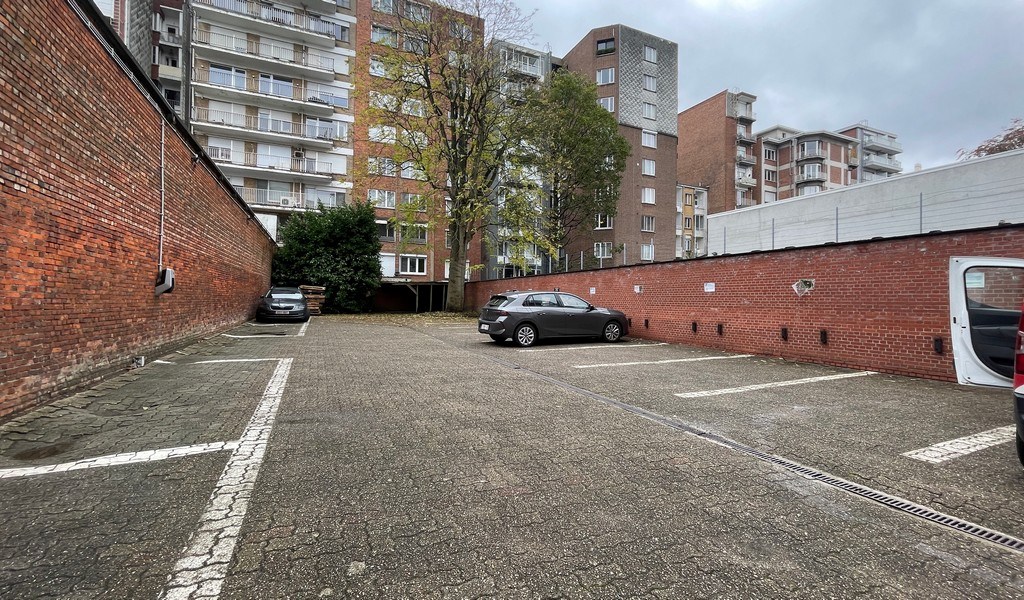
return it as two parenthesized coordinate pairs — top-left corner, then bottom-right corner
(274, 310), (291, 315)
(479, 324), (489, 331)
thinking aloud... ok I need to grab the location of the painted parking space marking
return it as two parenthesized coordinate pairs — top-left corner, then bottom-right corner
(0, 442), (239, 479)
(193, 359), (283, 365)
(575, 354), (753, 369)
(518, 342), (668, 353)
(674, 371), (875, 398)
(159, 357), (293, 600)
(902, 425), (1016, 464)
(222, 320), (309, 339)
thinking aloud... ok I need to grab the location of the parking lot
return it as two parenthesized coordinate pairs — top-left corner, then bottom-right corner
(1, 315), (1023, 599)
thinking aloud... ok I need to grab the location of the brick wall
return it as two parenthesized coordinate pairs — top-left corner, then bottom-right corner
(465, 226), (1024, 382)
(677, 91), (733, 215)
(0, 0), (275, 420)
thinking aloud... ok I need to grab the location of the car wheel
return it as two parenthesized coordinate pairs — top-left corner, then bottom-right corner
(514, 324), (537, 347)
(1017, 432), (1024, 469)
(489, 334), (505, 343)
(602, 320), (623, 342)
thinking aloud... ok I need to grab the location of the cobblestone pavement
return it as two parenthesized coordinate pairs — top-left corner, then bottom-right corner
(1, 315), (1023, 599)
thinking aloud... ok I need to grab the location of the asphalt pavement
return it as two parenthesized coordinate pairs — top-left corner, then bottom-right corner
(1, 315), (1022, 599)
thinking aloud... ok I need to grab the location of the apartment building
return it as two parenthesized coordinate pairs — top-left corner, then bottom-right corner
(676, 184), (708, 258)
(756, 126), (857, 202)
(677, 89), (756, 215)
(838, 123), (904, 183)
(562, 25), (679, 267)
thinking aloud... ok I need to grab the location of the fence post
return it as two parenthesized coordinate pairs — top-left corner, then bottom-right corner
(771, 218), (775, 250)
(835, 206), (839, 242)
(919, 192), (923, 234)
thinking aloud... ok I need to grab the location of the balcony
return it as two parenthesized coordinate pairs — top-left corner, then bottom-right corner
(862, 154), (903, 173)
(192, 0), (342, 47)
(735, 175), (756, 188)
(157, 64), (182, 81)
(205, 147), (336, 183)
(797, 149), (826, 161)
(730, 109), (756, 122)
(193, 29), (335, 79)
(796, 170), (826, 183)
(236, 187), (344, 210)
(193, 68), (348, 116)
(735, 152), (756, 166)
(736, 131), (755, 144)
(192, 107), (344, 149)
(862, 134), (902, 154)
(159, 31), (182, 46)
(736, 197), (756, 208)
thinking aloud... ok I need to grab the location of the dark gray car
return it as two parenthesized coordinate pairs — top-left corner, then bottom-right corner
(478, 291), (628, 347)
(256, 287), (310, 322)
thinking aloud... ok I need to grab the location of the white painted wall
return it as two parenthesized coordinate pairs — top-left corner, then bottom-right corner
(707, 149), (1024, 255)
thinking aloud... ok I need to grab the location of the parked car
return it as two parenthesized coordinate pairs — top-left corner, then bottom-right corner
(256, 287), (309, 322)
(478, 291), (628, 347)
(1015, 302), (1024, 468)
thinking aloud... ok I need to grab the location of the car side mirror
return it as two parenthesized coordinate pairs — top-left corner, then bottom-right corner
(587, 304), (595, 311)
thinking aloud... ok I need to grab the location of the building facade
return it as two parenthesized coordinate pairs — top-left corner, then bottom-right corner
(562, 25), (679, 267)
(676, 184), (708, 258)
(838, 123), (904, 184)
(755, 126), (857, 202)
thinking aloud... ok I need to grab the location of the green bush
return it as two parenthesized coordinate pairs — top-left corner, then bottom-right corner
(272, 203), (382, 313)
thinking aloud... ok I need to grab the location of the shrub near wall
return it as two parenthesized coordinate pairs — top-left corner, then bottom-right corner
(465, 226), (1024, 382)
(0, 0), (276, 419)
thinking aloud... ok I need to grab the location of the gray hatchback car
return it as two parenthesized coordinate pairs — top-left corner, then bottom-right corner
(478, 291), (628, 347)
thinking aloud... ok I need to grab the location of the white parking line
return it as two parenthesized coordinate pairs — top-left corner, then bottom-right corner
(222, 319), (309, 339)
(193, 359), (283, 364)
(902, 425), (1016, 464)
(518, 343), (668, 353)
(160, 358), (293, 600)
(674, 371), (875, 398)
(0, 442), (239, 479)
(574, 354), (752, 369)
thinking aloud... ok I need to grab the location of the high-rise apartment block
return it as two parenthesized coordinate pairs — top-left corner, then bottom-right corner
(562, 25), (679, 266)
(755, 126), (858, 202)
(838, 123), (904, 183)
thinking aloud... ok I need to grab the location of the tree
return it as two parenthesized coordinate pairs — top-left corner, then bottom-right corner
(272, 204), (382, 313)
(359, 0), (534, 312)
(959, 118), (1024, 160)
(515, 70), (630, 265)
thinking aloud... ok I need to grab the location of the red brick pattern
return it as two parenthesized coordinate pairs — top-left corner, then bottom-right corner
(0, 0), (275, 419)
(465, 227), (1024, 382)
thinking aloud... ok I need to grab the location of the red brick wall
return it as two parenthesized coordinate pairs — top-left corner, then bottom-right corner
(0, 0), (275, 419)
(465, 226), (1024, 382)
(677, 91), (733, 215)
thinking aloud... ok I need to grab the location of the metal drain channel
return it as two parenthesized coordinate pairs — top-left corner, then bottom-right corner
(488, 356), (1024, 554)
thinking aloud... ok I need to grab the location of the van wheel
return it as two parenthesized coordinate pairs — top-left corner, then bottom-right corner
(515, 324), (537, 347)
(1017, 433), (1024, 469)
(602, 320), (623, 342)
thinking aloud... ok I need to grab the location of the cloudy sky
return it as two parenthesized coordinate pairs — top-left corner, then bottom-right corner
(511, 0), (1023, 171)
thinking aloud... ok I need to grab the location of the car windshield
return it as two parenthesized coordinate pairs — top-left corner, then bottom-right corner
(269, 292), (304, 300)
(486, 296), (512, 307)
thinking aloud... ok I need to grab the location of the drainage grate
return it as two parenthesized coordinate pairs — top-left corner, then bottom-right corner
(488, 355), (1024, 554)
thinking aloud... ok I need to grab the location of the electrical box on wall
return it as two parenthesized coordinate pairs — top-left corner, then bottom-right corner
(155, 268), (175, 296)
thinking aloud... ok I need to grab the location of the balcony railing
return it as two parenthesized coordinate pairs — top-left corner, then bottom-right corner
(736, 131), (755, 144)
(193, 107), (345, 141)
(735, 152), (756, 165)
(193, 0), (344, 41)
(862, 134), (902, 153)
(159, 31), (182, 45)
(204, 147), (334, 175)
(735, 175), (756, 188)
(194, 68), (349, 108)
(796, 170), (826, 183)
(863, 154), (902, 172)
(797, 149), (826, 160)
(236, 187), (343, 209)
(194, 29), (335, 71)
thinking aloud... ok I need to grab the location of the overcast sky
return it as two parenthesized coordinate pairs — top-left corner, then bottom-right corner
(512, 0), (1023, 172)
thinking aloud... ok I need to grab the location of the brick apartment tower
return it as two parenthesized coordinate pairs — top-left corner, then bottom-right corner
(562, 25), (679, 266)
(676, 90), (756, 215)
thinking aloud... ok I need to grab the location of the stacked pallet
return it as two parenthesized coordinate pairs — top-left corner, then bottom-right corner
(299, 285), (326, 316)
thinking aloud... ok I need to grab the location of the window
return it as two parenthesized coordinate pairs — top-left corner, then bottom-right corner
(399, 254), (427, 274)
(594, 242), (613, 259)
(369, 56), (386, 77)
(764, 169), (777, 182)
(598, 97), (614, 112)
(596, 38), (615, 55)
(644, 45), (657, 63)
(641, 187), (655, 204)
(684, 237), (692, 252)
(401, 193), (425, 210)
(400, 223), (427, 244)
(403, 36), (426, 54)
(372, 0), (394, 13)
(643, 74), (657, 92)
(641, 243), (654, 261)
(402, 99), (425, 117)
(449, 21), (473, 41)
(400, 161), (425, 179)
(371, 25), (397, 46)
(800, 164), (822, 178)
(684, 216), (693, 229)
(642, 130), (657, 148)
(641, 159), (656, 176)
(368, 125), (396, 144)
(595, 213), (613, 229)
(684, 193), (693, 206)
(368, 157), (396, 176)
(642, 102), (656, 120)
(368, 189), (396, 208)
(596, 68), (615, 85)
(800, 140), (821, 156)
(369, 91), (397, 110)
(444, 229), (452, 248)
(799, 185), (822, 196)
(524, 293), (559, 307)
(695, 215), (705, 230)
(209, 64), (245, 89)
(376, 219), (395, 241)
(764, 148), (777, 161)
(764, 190), (777, 203)
(405, 1), (430, 22)
(641, 215), (655, 232)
